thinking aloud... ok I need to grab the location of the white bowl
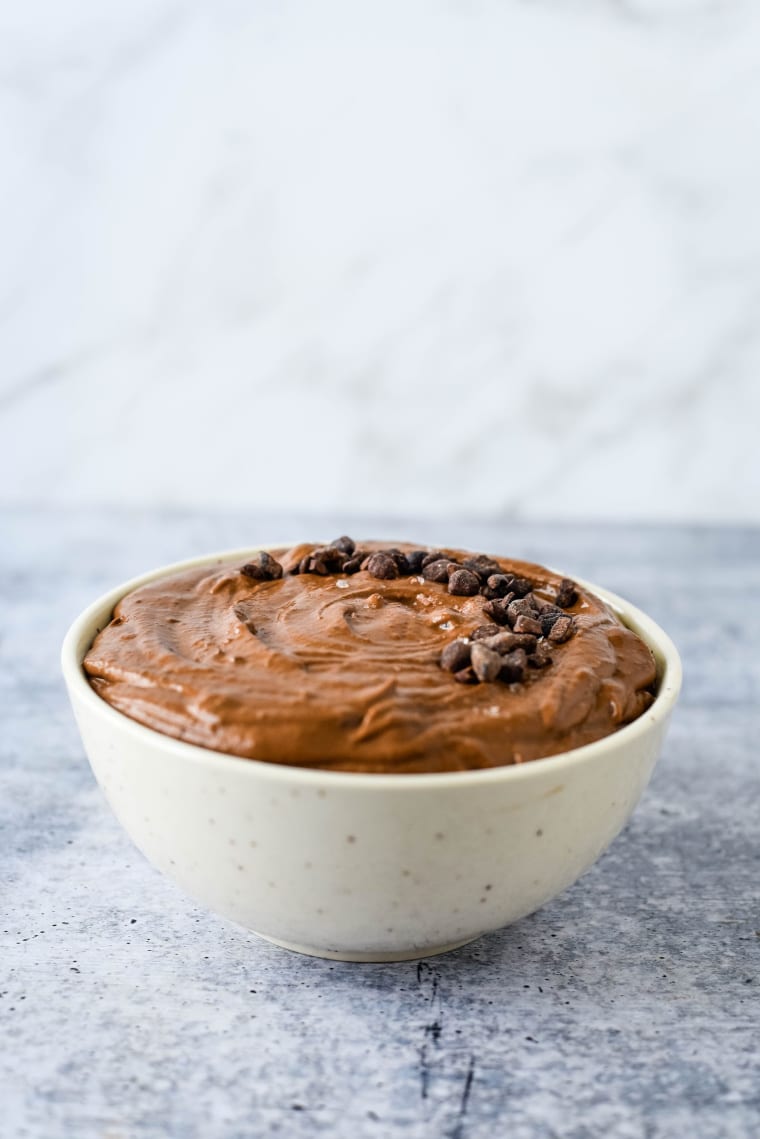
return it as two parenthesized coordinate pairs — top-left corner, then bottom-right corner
(62, 548), (682, 962)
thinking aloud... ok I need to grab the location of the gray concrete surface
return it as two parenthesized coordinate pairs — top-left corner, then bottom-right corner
(2, 510), (758, 1138)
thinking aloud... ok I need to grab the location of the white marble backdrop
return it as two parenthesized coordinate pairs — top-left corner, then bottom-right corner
(1, 0), (759, 522)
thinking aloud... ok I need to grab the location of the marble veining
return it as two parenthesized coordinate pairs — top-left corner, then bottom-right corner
(1, 508), (759, 1138)
(1, 2), (760, 521)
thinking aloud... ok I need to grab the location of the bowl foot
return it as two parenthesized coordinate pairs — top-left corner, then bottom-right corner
(253, 931), (481, 962)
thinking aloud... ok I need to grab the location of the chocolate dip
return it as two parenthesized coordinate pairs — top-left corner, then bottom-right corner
(83, 541), (658, 774)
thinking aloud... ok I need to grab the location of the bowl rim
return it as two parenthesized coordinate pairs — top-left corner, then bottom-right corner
(61, 545), (682, 790)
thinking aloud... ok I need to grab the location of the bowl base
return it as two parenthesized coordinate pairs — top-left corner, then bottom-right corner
(253, 931), (481, 963)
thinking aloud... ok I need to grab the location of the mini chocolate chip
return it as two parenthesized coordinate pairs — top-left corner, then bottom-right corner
(316, 545), (346, 570)
(481, 586), (503, 601)
(385, 548), (411, 574)
(482, 581), (519, 601)
(513, 614), (543, 636)
(421, 550), (448, 569)
(332, 536), (356, 555)
(548, 615), (575, 643)
(556, 578), (578, 609)
(488, 575), (532, 598)
(500, 648), (527, 683)
(423, 559), (455, 584)
(528, 642), (553, 669)
(509, 577), (534, 599)
(454, 667), (478, 685)
(406, 550), (427, 573)
(342, 556), (363, 574)
(506, 598), (537, 627)
(241, 551), (284, 581)
(539, 610), (563, 636)
(470, 643), (503, 682)
(482, 599), (511, 626)
(462, 556), (501, 580)
(484, 574), (515, 598)
(366, 551), (399, 580)
(537, 600), (563, 615)
(440, 639), (472, 673)
(299, 544), (346, 575)
(470, 624), (502, 642)
(448, 568), (481, 596)
(482, 631), (538, 655)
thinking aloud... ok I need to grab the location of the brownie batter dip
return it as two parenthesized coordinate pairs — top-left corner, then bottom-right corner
(83, 540), (658, 774)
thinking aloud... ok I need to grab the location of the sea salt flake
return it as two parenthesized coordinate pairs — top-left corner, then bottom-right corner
(439, 621), (454, 631)
(336, 579), (350, 589)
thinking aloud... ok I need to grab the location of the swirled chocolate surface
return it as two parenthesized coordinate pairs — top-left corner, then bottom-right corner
(83, 542), (658, 773)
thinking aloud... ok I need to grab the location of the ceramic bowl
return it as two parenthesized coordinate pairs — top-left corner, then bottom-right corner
(62, 548), (681, 962)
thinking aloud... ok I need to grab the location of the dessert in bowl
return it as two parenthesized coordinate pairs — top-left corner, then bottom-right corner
(62, 540), (681, 961)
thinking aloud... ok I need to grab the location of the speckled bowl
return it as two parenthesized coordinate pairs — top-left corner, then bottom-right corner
(62, 548), (681, 962)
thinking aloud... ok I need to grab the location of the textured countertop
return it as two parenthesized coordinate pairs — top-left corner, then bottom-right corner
(2, 510), (759, 1139)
